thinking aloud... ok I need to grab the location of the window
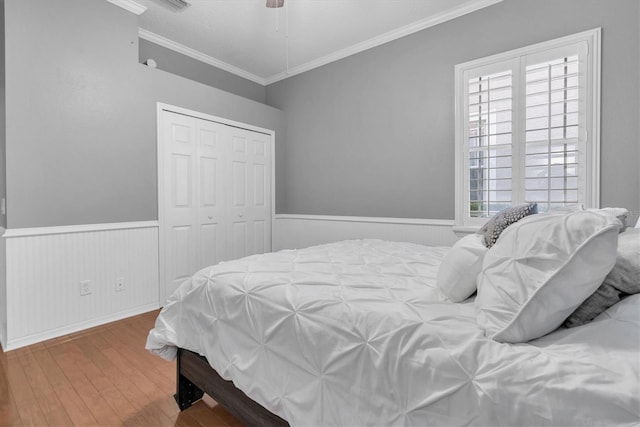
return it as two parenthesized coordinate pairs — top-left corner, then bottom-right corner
(454, 29), (601, 229)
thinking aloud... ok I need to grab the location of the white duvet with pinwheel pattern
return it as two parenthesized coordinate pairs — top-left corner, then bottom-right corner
(146, 239), (640, 426)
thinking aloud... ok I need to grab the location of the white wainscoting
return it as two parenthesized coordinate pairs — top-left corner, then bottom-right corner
(2, 222), (159, 350)
(273, 214), (458, 251)
(0, 227), (6, 349)
(0, 216), (457, 350)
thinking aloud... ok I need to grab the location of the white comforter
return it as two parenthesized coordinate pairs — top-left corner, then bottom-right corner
(146, 239), (640, 426)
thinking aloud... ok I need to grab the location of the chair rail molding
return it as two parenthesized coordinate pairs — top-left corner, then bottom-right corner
(3, 220), (159, 238)
(273, 214), (457, 251)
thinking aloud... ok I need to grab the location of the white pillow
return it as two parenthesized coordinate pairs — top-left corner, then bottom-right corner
(475, 210), (620, 343)
(588, 207), (628, 232)
(437, 234), (487, 302)
(548, 203), (585, 214)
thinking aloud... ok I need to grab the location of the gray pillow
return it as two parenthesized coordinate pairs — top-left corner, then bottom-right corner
(478, 203), (538, 248)
(564, 228), (640, 328)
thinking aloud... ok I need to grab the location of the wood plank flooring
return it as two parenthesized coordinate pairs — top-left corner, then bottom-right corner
(0, 310), (243, 426)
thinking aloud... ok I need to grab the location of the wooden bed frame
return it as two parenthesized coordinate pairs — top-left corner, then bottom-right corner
(174, 347), (289, 427)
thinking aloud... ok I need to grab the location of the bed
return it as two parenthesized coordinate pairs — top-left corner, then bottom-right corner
(146, 210), (640, 426)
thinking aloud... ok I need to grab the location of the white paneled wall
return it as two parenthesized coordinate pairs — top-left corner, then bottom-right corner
(0, 228), (6, 348)
(273, 215), (458, 251)
(2, 222), (159, 350)
(0, 215), (457, 350)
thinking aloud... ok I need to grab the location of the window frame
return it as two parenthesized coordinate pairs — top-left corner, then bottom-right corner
(453, 28), (601, 232)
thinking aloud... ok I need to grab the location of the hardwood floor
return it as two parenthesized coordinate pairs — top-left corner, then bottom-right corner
(0, 311), (244, 426)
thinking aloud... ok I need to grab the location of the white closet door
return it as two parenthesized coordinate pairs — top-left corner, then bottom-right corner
(196, 120), (227, 270)
(160, 108), (272, 302)
(228, 127), (271, 259)
(162, 111), (199, 299)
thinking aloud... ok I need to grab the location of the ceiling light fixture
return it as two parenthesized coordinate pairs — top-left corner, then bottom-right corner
(266, 0), (284, 8)
(163, 0), (189, 8)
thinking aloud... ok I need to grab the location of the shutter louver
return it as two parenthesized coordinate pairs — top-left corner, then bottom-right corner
(467, 70), (513, 217)
(524, 55), (582, 212)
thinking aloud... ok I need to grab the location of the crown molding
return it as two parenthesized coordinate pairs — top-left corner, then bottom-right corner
(264, 0), (503, 84)
(138, 28), (267, 85)
(105, 0), (147, 15)
(138, 0), (502, 86)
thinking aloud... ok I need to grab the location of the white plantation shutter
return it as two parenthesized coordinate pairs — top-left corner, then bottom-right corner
(455, 30), (600, 228)
(467, 69), (514, 217)
(523, 44), (587, 212)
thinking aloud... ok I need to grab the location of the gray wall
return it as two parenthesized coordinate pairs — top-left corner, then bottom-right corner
(139, 38), (266, 104)
(4, 0), (284, 229)
(266, 0), (640, 220)
(4, 0), (638, 228)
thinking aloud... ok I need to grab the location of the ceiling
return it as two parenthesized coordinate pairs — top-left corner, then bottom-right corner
(133, 0), (502, 85)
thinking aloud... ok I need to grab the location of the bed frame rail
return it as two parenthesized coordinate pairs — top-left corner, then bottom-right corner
(174, 348), (289, 427)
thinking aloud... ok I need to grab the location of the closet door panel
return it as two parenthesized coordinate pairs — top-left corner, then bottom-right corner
(228, 129), (271, 257)
(232, 160), (247, 208)
(231, 222), (247, 260)
(249, 132), (271, 256)
(197, 120), (227, 269)
(254, 220), (266, 254)
(163, 112), (198, 299)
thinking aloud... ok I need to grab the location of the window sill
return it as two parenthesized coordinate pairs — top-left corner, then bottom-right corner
(452, 225), (480, 238)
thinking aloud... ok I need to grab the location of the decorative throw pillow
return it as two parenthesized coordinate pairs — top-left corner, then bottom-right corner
(436, 234), (488, 302)
(475, 210), (620, 343)
(478, 203), (538, 248)
(564, 228), (640, 327)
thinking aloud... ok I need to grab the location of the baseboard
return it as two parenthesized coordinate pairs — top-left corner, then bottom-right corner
(3, 302), (159, 351)
(273, 214), (457, 250)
